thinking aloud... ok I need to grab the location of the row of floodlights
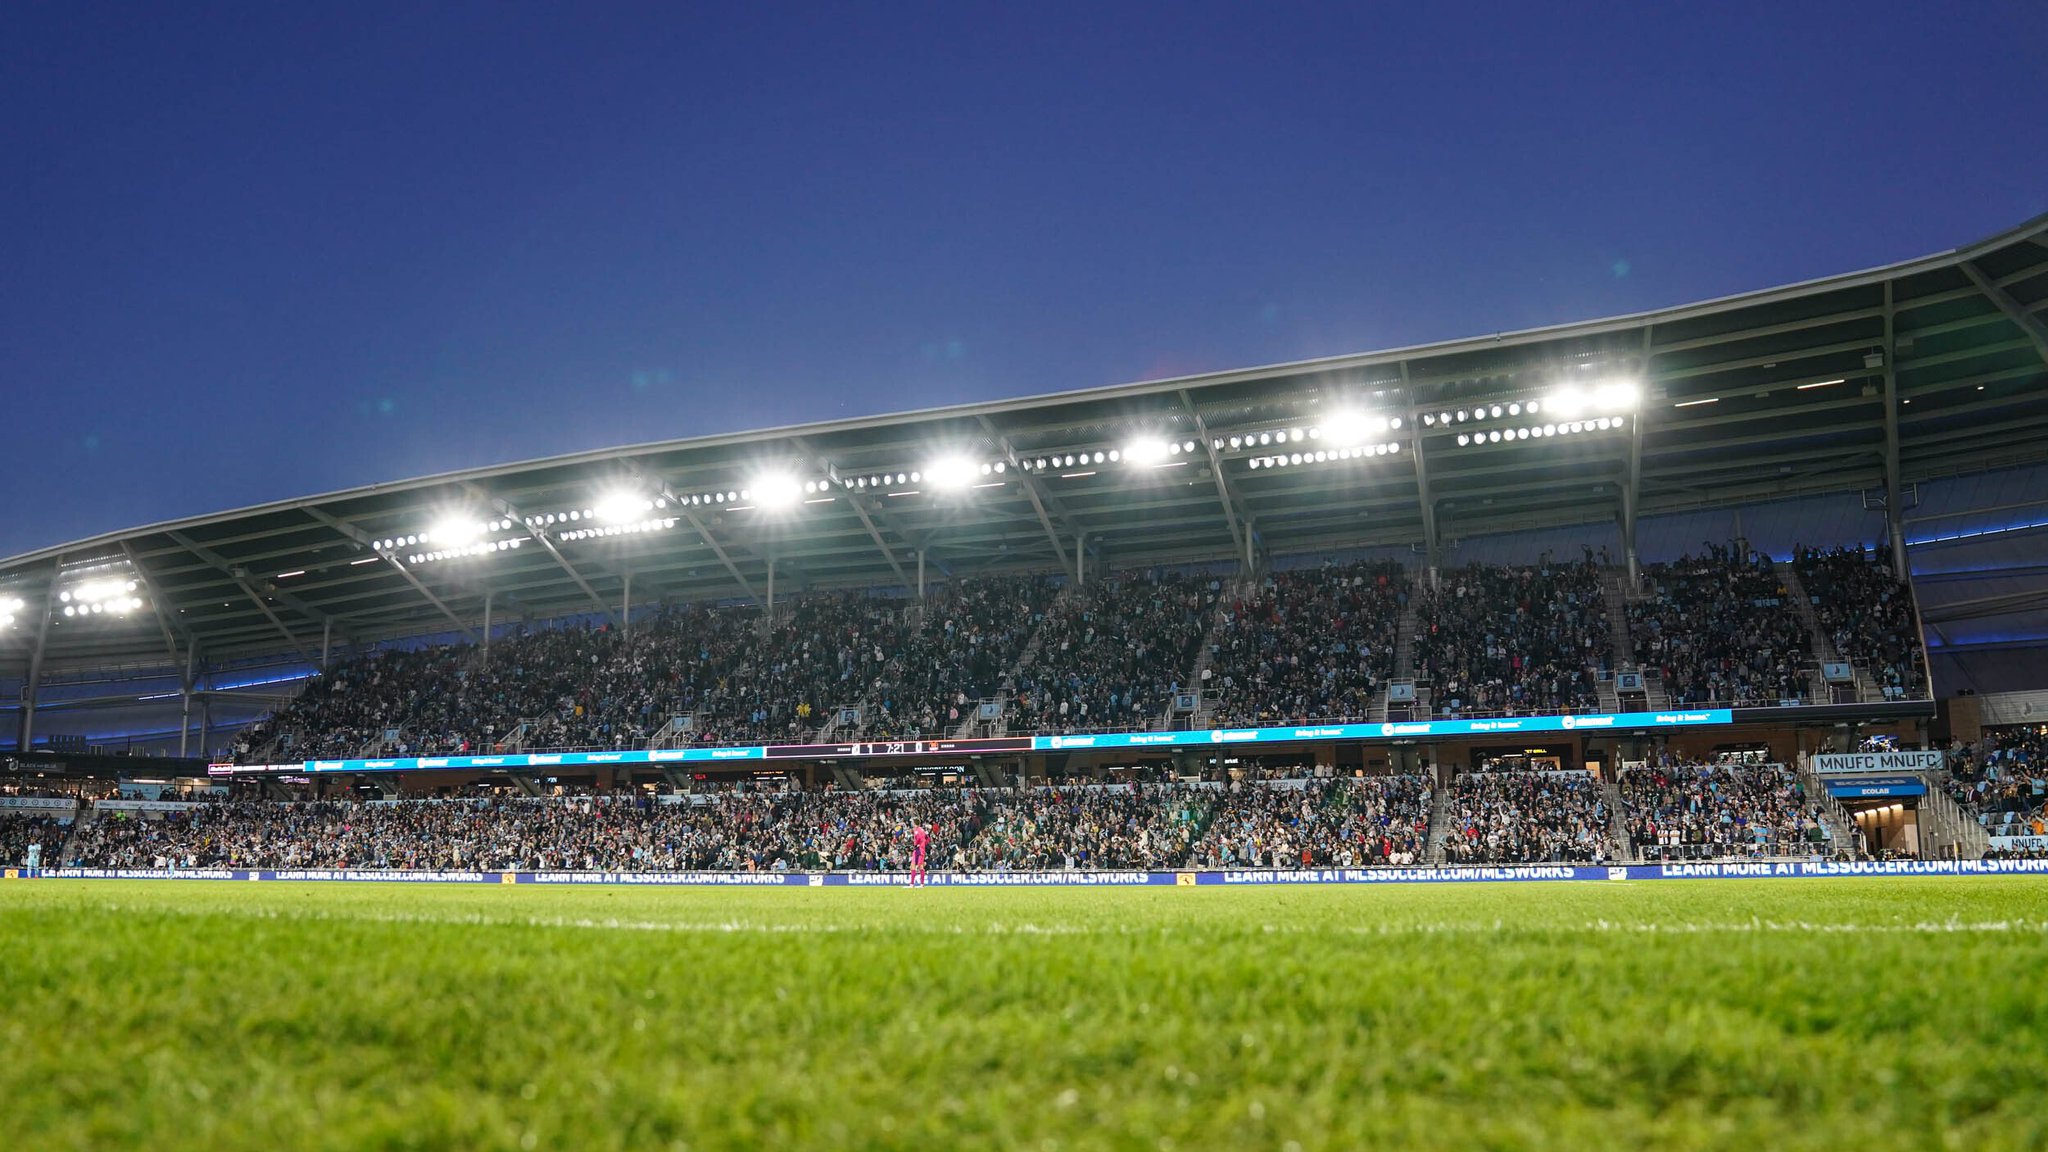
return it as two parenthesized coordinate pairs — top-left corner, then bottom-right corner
(405, 538), (527, 565)
(1017, 440), (1203, 471)
(60, 578), (143, 617)
(1219, 414), (1403, 453)
(1248, 442), (1402, 469)
(1455, 415), (1628, 446)
(557, 518), (680, 542)
(374, 519), (519, 552)
(367, 388), (1647, 565)
(0, 596), (23, 630)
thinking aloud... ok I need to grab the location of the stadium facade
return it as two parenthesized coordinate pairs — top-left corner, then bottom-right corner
(2, 211), (2045, 806)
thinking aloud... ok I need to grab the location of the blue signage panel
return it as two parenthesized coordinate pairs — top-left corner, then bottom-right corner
(1824, 775), (1927, 799)
(291, 708), (1737, 773)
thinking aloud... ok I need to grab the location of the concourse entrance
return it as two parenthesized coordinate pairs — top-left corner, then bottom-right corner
(1826, 774), (1928, 858)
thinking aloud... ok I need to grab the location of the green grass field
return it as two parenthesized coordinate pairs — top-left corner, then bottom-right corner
(4, 877), (2046, 1151)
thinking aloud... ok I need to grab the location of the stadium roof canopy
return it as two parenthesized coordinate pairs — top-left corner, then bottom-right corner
(4, 212), (2048, 677)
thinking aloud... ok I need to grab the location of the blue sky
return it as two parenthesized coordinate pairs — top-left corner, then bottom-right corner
(4, 1), (2044, 558)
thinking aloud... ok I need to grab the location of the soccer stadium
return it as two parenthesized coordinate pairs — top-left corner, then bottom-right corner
(6, 201), (2048, 1146)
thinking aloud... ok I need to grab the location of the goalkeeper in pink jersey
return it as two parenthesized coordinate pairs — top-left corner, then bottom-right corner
(910, 823), (930, 888)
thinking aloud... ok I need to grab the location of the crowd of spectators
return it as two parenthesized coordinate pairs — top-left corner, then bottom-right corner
(1441, 772), (1616, 863)
(66, 752), (1974, 870)
(1945, 728), (2047, 839)
(954, 784), (1215, 870)
(1415, 558), (1608, 716)
(233, 578), (1065, 762)
(0, 813), (70, 867)
(1204, 561), (1406, 727)
(67, 777), (1441, 872)
(1795, 545), (1927, 699)
(1011, 571), (1219, 733)
(1629, 544), (1812, 706)
(1618, 758), (1831, 859)
(231, 604), (776, 760)
(1190, 776), (1432, 868)
(69, 790), (987, 872)
(226, 547), (1934, 759)
(864, 576), (1060, 738)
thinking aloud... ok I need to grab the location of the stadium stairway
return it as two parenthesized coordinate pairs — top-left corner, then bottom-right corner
(1181, 574), (1253, 729)
(1595, 676), (1621, 715)
(58, 806), (95, 867)
(1601, 776), (1636, 862)
(1795, 759), (1862, 856)
(1392, 593), (1420, 678)
(1778, 561), (1862, 704)
(1600, 567), (1639, 666)
(953, 581), (1081, 739)
(822, 598), (937, 743)
(1916, 777), (1992, 860)
(1424, 778), (1450, 865)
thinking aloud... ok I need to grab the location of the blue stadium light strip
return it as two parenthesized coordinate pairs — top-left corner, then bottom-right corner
(259, 709), (1734, 774)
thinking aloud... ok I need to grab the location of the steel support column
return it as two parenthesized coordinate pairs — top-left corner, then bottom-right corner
(1177, 390), (1250, 570)
(1622, 327), (1650, 588)
(977, 416), (1076, 578)
(1881, 282), (1908, 579)
(1403, 368), (1442, 588)
(165, 530), (325, 667)
(119, 542), (190, 669)
(453, 488), (621, 629)
(179, 644), (197, 759)
(675, 505), (761, 604)
(1963, 261), (2048, 371)
(17, 561), (56, 751)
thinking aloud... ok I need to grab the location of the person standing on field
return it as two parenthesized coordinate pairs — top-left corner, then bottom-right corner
(910, 822), (930, 888)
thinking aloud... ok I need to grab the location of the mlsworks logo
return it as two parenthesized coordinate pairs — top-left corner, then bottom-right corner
(1561, 716), (1576, 729)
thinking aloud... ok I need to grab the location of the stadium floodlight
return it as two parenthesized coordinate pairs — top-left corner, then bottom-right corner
(594, 492), (656, 524)
(1124, 438), (1171, 465)
(59, 576), (143, 616)
(427, 518), (485, 544)
(0, 595), (22, 630)
(1594, 379), (1640, 411)
(924, 455), (979, 491)
(748, 473), (805, 509)
(1316, 409), (1392, 446)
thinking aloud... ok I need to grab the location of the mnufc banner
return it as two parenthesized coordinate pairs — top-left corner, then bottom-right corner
(1812, 751), (1945, 775)
(12, 858), (2048, 885)
(257, 708), (1737, 775)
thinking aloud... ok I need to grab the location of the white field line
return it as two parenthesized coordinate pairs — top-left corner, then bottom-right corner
(59, 901), (2048, 938)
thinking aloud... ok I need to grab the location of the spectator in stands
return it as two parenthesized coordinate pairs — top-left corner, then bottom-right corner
(1191, 775), (1431, 868)
(1415, 557), (1608, 717)
(1794, 544), (1927, 700)
(1205, 561), (1406, 727)
(1629, 544), (1812, 707)
(1441, 771), (1615, 863)
(1011, 571), (1218, 734)
(1618, 758), (1829, 859)
(1946, 728), (2047, 838)
(0, 813), (70, 868)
